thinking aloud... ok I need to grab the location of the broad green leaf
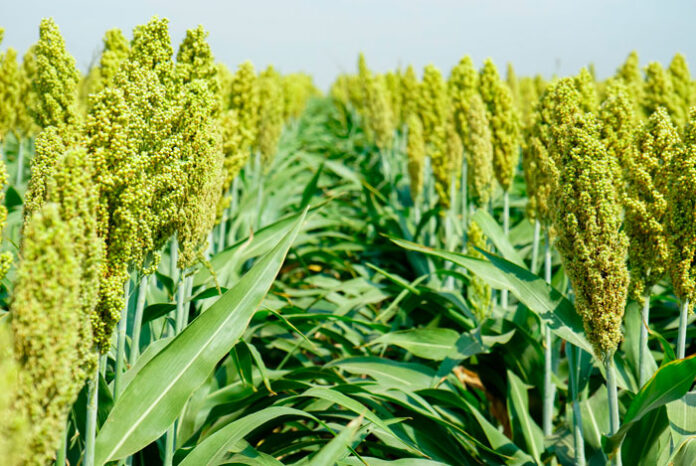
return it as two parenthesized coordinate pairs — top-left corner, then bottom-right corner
(460, 397), (536, 465)
(603, 354), (696, 455)
(339, 458), (449, 466)
(390, 237), (593, 354)
(94, 210), (307, 464)
(179, 407), (316, 466)
(369, 328), (459, 361)
(506, 370), (543, 462)
(292, 387), (423, 456)
(329, 357), (436, 391)
(669, 437), (696, 466)
(307, 416), (362, 466)
(471, 209), (526, 267)
(620, 406), (670, 466)
(193, 207), (315, 287)
(580, 385), (609, 450)
(667, 391), (696, 445)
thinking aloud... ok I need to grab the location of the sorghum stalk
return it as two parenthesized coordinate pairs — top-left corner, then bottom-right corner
(129, 273), (148, 365)
(666, 108), (696, 358)
(113, 279), (132, 398)
(677, 299), (690, 359)
(531, 220), (540, 274)
(567, 343), (586, 466)
(606, 357), (621, 465)
(639, 295), (650, 385)
(84, 369), (99, 466)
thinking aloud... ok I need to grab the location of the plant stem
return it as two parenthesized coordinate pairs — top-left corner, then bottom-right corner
(639, 294), (650, 386)
(84, 367), (99, 466)
(461, 157), (468, 228)
(543, 324), (554, 436)
(129, 274), (148, 366)
(163, 424), (175, 466)
(531, 220), (540, 274)
(170, 237), (178, 284)
(113, 279), (131, 398)
(501, 190), (510, 308)
(567, 344), (586, 465)
(606, 356), (622, 465)
(15, 139), (23, 186)
(165, 269), (192, 464)
(543, 227), (555, 437)
(544, 228), (552, 284)
(217, 208), (227, 253)
(56, 423), (67, 466)
(677, 298), (690, 359)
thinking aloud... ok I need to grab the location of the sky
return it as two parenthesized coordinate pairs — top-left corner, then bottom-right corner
(1, 0), (695, 89)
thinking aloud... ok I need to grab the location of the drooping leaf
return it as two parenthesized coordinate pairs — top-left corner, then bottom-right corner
(93, 210), (307, 464)
(390, 237), (593, 353)
(603, 354), (696, 455)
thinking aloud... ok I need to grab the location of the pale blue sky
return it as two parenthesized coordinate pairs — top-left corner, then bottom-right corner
(1, 1), (694, 89)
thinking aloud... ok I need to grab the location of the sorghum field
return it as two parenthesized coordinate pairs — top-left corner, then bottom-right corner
(1, 16), (695, 466)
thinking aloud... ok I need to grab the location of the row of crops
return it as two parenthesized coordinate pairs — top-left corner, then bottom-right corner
(0, 15), (695, 466)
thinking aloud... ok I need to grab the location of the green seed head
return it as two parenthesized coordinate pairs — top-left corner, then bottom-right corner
(0, 323), (28, 466)
(643, 61), (679, 121)
(12, 203), (97, 464)
(625, 107), (679, 301)
(464, 93), (494, 209)
(467, 220), (492, 320)
(479, 58), (520, 191)
(230, 61), (260, 153)
(282, 73), (319, 120)
(384, 70), (403, 127)
(16, 45), (41, 137)
(98, 28), (130, 91)
(0, 47), (21, 141)
(0, 159), (11, 280)
(615, 51), (644, 113)
(406, 113), (425, 202)
(400, 64), (419, 123)
(600, 80), (636, 175)
(361, 69), (395, 151)
(666, 108), (696, 302)
(668, 53), (692, 128)
(32, 18), (81, 131)
(257, 65), (285, 168)
(548, 78), (629, 359)
(448, 55), (478, 143)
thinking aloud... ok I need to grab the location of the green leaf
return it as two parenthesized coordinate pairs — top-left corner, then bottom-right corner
(459, 397), (536, 465)
(620, 406), (670, 466)
(580, 385), (609, 450)
(179, 407), (317, 466)
(141, 303), (176, 325)
(93, 209), (307, 464)
(667, 391), (696, 445)
(669, 437), (696, 466)
(390, 237), (593, 354)
(291, 387), (423, 457)
(193, 207), (315, 287)
(603, 354), (696, 455)
(299, 163), (324, 210)
(506, 370), (543, 462)
(471, 209), (526, 267)
(307, 416), (363, 466)
(369, 328), (460, 361)
(329, 357), (436, 391)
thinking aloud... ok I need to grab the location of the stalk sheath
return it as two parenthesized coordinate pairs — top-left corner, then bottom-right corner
(677, 298), (690, 359)
(84, 368), (99, 466)
(129, 274), (148, 366)
(113, 279), (131, 398)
